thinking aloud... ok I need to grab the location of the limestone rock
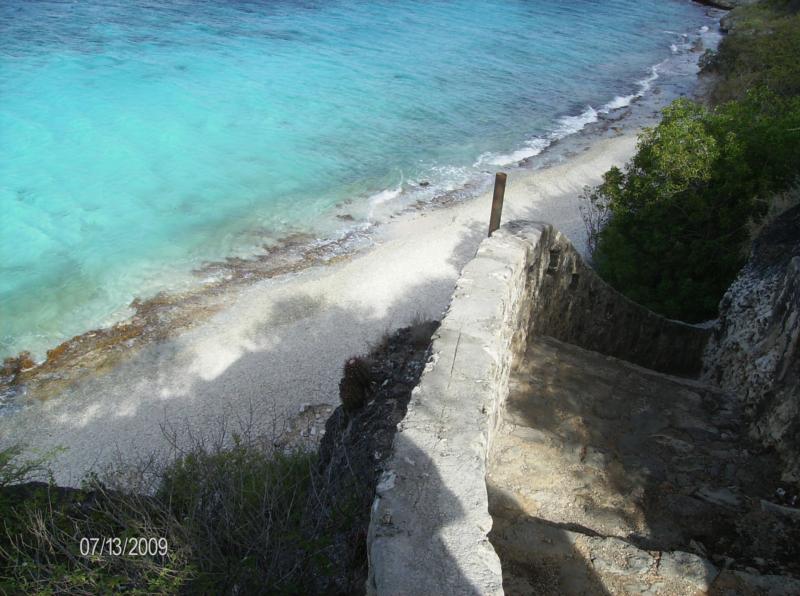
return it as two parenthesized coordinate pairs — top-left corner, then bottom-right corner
(703, 206), (800, 482)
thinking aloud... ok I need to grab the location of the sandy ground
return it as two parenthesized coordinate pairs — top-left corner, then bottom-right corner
(0, 131), (639, 486)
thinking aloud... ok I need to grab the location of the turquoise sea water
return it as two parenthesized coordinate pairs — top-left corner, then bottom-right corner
(1, 0), (713, 359)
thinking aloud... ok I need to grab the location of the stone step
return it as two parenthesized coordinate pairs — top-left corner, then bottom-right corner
(490, 514), (800, 596)
(487, 335), (799, 594)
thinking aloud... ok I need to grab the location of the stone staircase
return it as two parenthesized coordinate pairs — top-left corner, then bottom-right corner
(488, 335), (800, 595)
(365, 221), (798, 596)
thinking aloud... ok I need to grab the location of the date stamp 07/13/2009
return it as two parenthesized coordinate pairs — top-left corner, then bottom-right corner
(79, 537), (168, 557)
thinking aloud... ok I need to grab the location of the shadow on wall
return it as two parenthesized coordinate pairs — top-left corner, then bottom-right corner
(520, 223), (711, 378)
(151, 294), (487, 594)
(367, 437), (481, 594)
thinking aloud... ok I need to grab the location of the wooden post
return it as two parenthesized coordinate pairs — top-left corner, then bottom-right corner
(488, 172), (507, 237)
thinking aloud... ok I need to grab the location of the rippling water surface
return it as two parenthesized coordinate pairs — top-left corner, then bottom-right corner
(1, 0), (713, 358)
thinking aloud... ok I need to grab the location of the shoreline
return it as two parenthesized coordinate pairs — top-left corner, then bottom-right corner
(0, 12), (724, 485)
(0, 129), (644, 486)
(0, 10), (723, 406)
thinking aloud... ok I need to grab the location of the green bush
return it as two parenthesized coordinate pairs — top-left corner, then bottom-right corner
(703, 1), (800, 103)
(1, 443), (190, 595)
(0, 444), (57, 488)
(156, 443), (336, 594)
(586, 91), (800, 322)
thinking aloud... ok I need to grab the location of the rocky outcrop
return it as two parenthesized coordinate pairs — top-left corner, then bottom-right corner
(703, 205), (800, 482)
(698, 0), (761, 10)
(718, 2), (760, 33)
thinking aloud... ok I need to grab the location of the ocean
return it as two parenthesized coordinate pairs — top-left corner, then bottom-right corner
(1, 0), (716, 359)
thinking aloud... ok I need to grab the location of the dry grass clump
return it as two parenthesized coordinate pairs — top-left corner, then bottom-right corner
(339, 357), (373, 412)
(0, 414), (358, 594)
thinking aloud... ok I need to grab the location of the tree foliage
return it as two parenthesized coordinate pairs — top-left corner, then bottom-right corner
(703, 0), (800, 103)
(587, 91), (800, 322)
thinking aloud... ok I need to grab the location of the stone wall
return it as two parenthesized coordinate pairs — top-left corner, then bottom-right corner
(366, 225), (537, 595)
(522, 223), (711, 377)
(703, 205), (800, 482)
(366, 221), (714, 594)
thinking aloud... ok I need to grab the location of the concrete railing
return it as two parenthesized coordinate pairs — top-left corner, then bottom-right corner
(366, 221), (711, 595)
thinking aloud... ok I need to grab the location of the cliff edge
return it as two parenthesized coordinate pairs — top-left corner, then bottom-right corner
(704, 205), (800, 482)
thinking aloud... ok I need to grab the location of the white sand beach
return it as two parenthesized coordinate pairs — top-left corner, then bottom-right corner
(0, 131), (639, 486)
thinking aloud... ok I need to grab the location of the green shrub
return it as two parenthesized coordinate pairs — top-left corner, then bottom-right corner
(0, 444), (62, 488)
(586, 91), (800, 322)
(704, 1), (800, 103)
(156, 443), (334, 594)
(1, 439), (353, 595)
(1, 444), (191, 595)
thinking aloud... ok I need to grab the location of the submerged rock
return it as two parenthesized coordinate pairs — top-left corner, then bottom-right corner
(1, 351), (36, 384)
